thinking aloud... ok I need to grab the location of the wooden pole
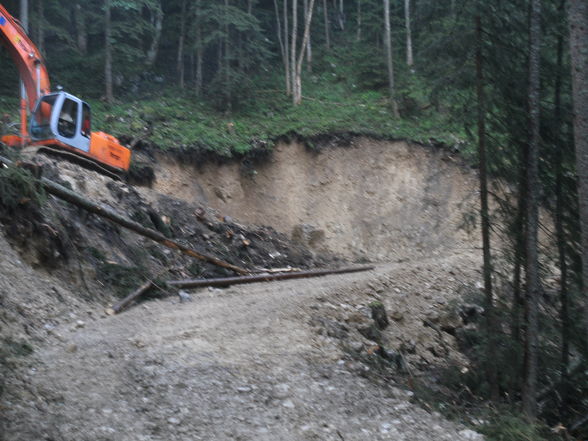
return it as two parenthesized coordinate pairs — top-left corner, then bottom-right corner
(0, 155), (249, 275)
(106, 280), (155, 315)
(167, 265), (375, 289)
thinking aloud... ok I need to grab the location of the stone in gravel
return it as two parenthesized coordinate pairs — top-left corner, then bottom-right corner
(167, 417), (180, 425)
(75, 320), (85, 328)
(391, 310), (404, 322)
(348, 341), (364, 353)
(459, 429), (484, 440)
(178, 291), (192, 303)
(282, 399), (295, 409)
(236, 386), (252, 393)
(66, 344), (78, 353)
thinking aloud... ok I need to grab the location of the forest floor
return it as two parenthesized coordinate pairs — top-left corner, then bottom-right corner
(1, 137), (486, 440)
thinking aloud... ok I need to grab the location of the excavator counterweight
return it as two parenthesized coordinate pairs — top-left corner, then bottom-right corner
(0, 4), (131, 175)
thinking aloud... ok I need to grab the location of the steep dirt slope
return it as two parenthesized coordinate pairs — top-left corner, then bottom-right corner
(152, 139), (479, 261)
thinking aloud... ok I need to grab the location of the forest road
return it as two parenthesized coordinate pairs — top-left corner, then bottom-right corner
(3, 251), (484, 441)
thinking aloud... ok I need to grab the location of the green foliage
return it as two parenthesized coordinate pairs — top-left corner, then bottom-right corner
(0, 166), (46, 212)
(478, 411), (553, 441)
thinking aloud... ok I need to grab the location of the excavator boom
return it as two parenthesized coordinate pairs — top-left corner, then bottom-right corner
(0, 4), (131, 175)
(0, 4), (49, 111)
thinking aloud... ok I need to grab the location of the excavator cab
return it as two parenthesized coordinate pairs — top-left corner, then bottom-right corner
(30, 91), (91, 153)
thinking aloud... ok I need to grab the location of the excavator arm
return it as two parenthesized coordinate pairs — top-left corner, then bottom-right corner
(0, 4), (50, 111)
(0, 4), (131, 175)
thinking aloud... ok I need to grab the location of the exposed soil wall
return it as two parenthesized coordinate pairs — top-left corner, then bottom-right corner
(151, 138), (480, 261)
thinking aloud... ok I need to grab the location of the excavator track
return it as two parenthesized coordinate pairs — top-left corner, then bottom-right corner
(25, 145), (126, 181)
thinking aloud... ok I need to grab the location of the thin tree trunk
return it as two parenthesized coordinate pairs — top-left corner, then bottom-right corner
(568, 0), (588, 352)
(512, 174), (526, 347)
(224, 0), (231, 112)
(405, 0), (413, 67)
(284, 0), (291, 94)
(145, 1), (163, 67)
(274, 0), (290, 94)
(323, 0), (330, 49)
(337, 0), (344, 30)
(293, 0), (315, 104)
(291, 0), (298, 98)
(177, 0), (186, 88)
(303, 0), (312, 72)
(35, 0), (44, 54)
(195, 0), (203, 97)
(74, 4), (87, 55)
(356, 0), (361, 42)
(20, 0), (28, 30)
(522, 0), (542, 420)
(383, 0), (399, 117)
(476, 16), (499, 402)
(104, 0), (113, 103)
(553, 9), (570, 413)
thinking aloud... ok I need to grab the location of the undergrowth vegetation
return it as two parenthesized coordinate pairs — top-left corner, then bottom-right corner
(0, 47), (469, 161)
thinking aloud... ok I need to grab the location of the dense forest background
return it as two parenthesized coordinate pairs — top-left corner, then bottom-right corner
(1, 0), (588, 439)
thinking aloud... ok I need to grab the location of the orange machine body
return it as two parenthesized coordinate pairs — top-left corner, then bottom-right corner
(0, 3), (131, 173)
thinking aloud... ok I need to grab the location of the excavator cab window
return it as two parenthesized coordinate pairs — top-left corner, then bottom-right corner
(81, 103), (91, 138)
(30, 94), (56, 140)
(57, 98), (78, 139)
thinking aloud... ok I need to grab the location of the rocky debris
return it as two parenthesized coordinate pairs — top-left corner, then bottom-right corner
(291, 223), (326, 250)
(1, 262), (484, 440)
(177, 290), (192, 303)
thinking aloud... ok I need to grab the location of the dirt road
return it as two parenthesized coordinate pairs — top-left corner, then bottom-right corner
(2, 251), (483, 441)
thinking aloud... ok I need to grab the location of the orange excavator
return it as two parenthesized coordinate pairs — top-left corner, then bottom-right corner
(0, 3), (131, 178)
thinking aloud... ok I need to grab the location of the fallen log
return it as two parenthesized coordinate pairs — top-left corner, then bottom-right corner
(0, 154), (249, 275)
(105, 280), (155, 315)
(166, 265), (375, 289)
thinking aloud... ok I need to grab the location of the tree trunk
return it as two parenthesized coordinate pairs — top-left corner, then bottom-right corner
(177, 0), (186, 88)
(568, 0), (588, 352)
(323, 0), (330, 49)
(104, 0), (113, 104)
(303, 0), (313, 72)
(476, 16), (499, 402)
(293, 0), (316, 104)
(336, 0), (344, 30)
(274, 0), (290, 94)
(74, 4), (87, 55)
(195, 0), (203, 97)
(404, 0), (413, 67)
(356, 0), (361, 42)
(383, 0), (399, 117)
(145, 1), (163, 67)
(35, 0), (44, 54)
(284, 0), (291, 94)
(553, 8), (570, 413)
(291, 0), (298, 98)
(20, 0), (28, 30)
(522, 0), (542, 420)
(224, 0), (231, 112)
